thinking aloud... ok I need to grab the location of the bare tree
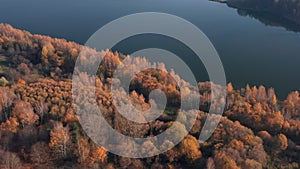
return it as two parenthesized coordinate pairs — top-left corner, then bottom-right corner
(206, 157), (215, 169)
(34, 101), (48, 124)
(0, 87), (14, 122)
(30, 142), (50, 165)
(0, 150), (22, 169)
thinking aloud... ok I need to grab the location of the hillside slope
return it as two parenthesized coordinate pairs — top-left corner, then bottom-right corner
(0, 23), (300, 168)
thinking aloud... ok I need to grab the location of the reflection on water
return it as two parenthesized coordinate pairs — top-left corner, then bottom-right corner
(214, 0), (300, 32)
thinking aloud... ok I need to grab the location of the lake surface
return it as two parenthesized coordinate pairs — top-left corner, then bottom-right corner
(1, 0), (300, 98)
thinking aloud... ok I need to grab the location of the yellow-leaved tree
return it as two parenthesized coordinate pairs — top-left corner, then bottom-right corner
(49, 121), (70, 159)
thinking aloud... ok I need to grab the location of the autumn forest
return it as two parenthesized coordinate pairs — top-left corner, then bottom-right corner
(0, 22), (300, 169)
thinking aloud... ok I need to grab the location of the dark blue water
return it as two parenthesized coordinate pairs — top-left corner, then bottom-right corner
(1, 0), (300, 98)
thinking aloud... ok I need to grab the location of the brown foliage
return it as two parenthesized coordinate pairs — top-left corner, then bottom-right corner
(178, 134), (202, 163)
(12, 101), (39, 127)
(30, 141), (50, 165)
